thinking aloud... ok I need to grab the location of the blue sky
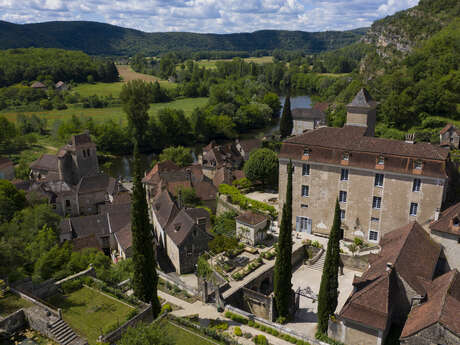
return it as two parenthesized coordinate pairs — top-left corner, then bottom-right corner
(0, 0), (419, 33)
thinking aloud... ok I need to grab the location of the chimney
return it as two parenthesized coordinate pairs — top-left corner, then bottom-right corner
(386, 262), (393, 272)
(185, 168), (192, 183)
(411, 295), (424, 307)
(177, 190), (183, 209)
(405, 133), (415, 144)
(434, 208), (440, 221)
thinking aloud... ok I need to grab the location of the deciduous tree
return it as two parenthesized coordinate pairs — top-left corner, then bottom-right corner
(243, 148), (279, 188)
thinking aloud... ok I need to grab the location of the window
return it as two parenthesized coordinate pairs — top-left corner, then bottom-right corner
(301, 185), (309, 197)
(410, 202), (418, 216)
(82, 150), (86, 158)
(303, 148), (311, 156)
(340, 210), (345, 220)
(65, 199), (71, 207)
(374, 173), (384, 187)
(371, 217), (379, 223)
(342, 152), (349, 161)
(339, 191), (347, 203)
(377, 156), (384, 165)
(372, 196), (382, 209)
(86, 149), (90, 156)
(414, 160), (423, 170)
(341, 168), (349, 181)
(301, 204), (308, 208)
(413, 178), (421, 192)
(302, 164), (310, 176)
(369, 230), (379, 242)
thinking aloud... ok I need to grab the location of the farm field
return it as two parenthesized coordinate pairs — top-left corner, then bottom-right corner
(117, 65), (175, 89)
(194, 56), (273, 69)
(3, 97), (209, 125)
(47, 286), (135, 345)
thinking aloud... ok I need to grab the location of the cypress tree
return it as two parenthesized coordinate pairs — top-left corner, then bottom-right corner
(317, 198), (341, 334)
(279, 94), (293, 138)
(274, 160), (293, 320)
(131, 141), (161, 317)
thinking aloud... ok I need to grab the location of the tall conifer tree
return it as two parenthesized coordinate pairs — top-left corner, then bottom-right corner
(274, 160), (293, 320)
(131, 141), (161, 317)
(317, 199), (341, 334)
(279, 94), (293, 138)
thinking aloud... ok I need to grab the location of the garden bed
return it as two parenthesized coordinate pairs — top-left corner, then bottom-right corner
(158, 278), (198, 304)
(231, 257), (264, 281)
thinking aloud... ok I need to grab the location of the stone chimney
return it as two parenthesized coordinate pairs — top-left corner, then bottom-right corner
(346, 88), (378, 137)
(386, 262), (393, 272)
(434, 208), (441, 221)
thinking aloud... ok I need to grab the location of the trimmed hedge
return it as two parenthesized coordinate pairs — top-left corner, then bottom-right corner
(219, 184), (277, 217)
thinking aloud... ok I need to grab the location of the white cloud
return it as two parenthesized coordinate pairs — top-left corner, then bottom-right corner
(0, 0), (420, 33)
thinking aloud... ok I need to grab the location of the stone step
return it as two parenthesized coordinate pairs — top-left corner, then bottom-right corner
(308, 252), (326, 271)
(50, 319), (80, 345)
(60, 332), (77, 345)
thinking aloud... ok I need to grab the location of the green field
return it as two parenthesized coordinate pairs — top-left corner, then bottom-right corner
(47, 286), (135, 345)
(160, 320), (219, 345)
(0, 292), (33, 317)
(194, 56), (273, 69)
(3, 97), (209, 125)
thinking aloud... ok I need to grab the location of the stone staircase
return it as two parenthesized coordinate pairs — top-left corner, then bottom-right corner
(49, 319), (79, 345)
(308, 251), (326, 272)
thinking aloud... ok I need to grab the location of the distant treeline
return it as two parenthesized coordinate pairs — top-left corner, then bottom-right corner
(0, 48), (118, 87)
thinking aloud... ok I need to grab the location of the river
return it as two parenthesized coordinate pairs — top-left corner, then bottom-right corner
(104, 95), (312, 179)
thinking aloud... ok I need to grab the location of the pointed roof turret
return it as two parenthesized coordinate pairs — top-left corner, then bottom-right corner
(348, 88), (378, 108)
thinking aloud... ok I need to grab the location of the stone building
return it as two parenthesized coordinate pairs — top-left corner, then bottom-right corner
(399, 269), (460, 345)
(149, 189), (211, 274)
(236, 211), (268, 246)
(430, 201), (460, 270)
(199, 141), (243, 179)
(279, 89), (450, 242)
(0, 156), (15, 180)
(440, 124), (460, 149)
(235, 139), (262, 161)
(291, 107), (326, 136)
(329, 222), (442, 345)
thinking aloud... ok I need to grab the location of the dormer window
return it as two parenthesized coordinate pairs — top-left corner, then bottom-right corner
(342, 152), (349, 161)
(453, 216), (460, 227)
(377, 156), (384, 165)
(415, 160), (423, 170)
(303, 148), (311, 156)
(174, 224), (181, 231)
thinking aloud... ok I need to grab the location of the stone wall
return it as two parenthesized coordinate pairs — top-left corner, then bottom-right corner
(400, 323), (460, 345)
(0, 309), (26, 335)
(431, 230), (460, 270)
(13, 279), (58, 300)
(340, 253), (369, 272)
(216, 195), (242, 216)
(241, 287), (273, 321)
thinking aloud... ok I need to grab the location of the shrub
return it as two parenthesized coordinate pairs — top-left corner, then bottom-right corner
(311, 241), (322, 249)
(353, 237), (364, 247)
(219, 184), (277, 217)
(276, 316), (287, 324)
(225, 311), (232, 318)
(126, 309), (138, 320)
(260, 325), (266, 332)
(161, 304), (172, 314)
(61, 279), (82, 294)
(243, 332), (252, 339)
(248, 320), (255, 327)
(254, 323), (260, 328)
(272, 329), (279, 336)
(234, 327), (243, 336)
(253, 334), (268, 345)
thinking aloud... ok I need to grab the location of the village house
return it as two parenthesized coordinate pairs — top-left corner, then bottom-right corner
(439, 123), (460, 149)
(55, 81), (68, 91)
(291, 107), (326, 136)
(399, 269), (460, 345)
(236, 211), (268, 246)
(329, 222), (442, 345)
(235, 138), (262, 161)
(149, 189), (211, 274)
(30, 81), (47, 90)
(430, 201), (460, 271)
(0, 156), (14, 180)
(199, 141), (243, 179)
(279, 89), (451, 242)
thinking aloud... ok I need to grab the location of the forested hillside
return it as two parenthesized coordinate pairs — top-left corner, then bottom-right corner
(0, 20), (367, 56)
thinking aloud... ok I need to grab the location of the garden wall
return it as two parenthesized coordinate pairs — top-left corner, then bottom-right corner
(13, 278), (58, 300)
(0, 309), (26, 335)
(340, 253), (369, 272)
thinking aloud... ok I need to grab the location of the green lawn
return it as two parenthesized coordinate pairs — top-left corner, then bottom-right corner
(73, 82), (126, 98)
(3, 97), (209, 125)
(47, 286), (135, 345)
(194, 56), (273, 69)
(0, 292), (33, 317)
(160, 320), (219, 345)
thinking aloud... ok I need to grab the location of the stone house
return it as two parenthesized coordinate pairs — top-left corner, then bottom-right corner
(236, 211), (268, 246)
(55, 81), (68, 91)
(399, 269), (460, 345)
(292, 107), (326, 136)
(440, 124), (460, 149)
(235, 139), (262, 161)
(0, 156), (15, 180)
(76, 174), (118, 215)
(279, 88), (451, 242)
(149, 189), (211, 274)
(212, 165), (245, 188)
(200, 141), (243, 179)
(430, 201), (460, 270)
(330, 222), (442, 345)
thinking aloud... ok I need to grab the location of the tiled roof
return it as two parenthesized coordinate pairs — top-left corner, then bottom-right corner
(439, 123), (459, 136)
(430, 202), (460, 236)
(31, 81), (46, 88)
(313, 102), (329, 112)
(61, 214), (109, 239)
(153, 189), (179, 229)
(72, 234), (102, 252)
(339, 222), (441, 330)
(237, 211), (268, 226)
(213, 166), (234, 187)
(400, 269), (460, 339)
(194, 180), (217, 201)
(291, 108), (325, 121)
(166, 208), (198, 247)
(30, 154), (58, 172)
(237, 139), (262, 155)
(0, 156), (13, 169)
(77, 174), (114, 194)
(114, 224), (132, 252)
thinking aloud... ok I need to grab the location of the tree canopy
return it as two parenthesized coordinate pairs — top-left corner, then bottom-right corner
(243, 148), (279, 188)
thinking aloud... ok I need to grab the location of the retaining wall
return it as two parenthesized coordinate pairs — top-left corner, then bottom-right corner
(0, 309), (26, 335)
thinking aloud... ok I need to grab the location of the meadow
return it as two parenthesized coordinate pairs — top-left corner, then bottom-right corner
(194, 56), (273, 69)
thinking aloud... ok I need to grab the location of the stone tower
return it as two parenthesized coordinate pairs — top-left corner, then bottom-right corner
(346, 88), (378, 137)
(58, 132), (99, 185)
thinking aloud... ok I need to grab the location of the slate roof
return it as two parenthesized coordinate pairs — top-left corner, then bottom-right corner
(153, 189), (179, 229)
(339, 222), (441, 330)
(430, 202), (460, 236)
(237, 211), (268, 226)
(72, 234), (102, 252)
(194, 180), (217, 201)
(60, 214), (110, 239)
(71, 133), (93, 147)
(114, 224), (133, 252)
(0, 156), (13, 169)
(400, 269), (460, 339)
(77, 174), (115, 194)
(166, 208), (199, 246)
(213, 166), (234, 187)
(291, 108), (325, 121)
(237, 139), (262, 155)
(30, 154), (58, 172)
(347, 88), (378, 108)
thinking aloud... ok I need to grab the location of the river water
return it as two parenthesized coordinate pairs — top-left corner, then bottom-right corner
(105, 95), (312, 179)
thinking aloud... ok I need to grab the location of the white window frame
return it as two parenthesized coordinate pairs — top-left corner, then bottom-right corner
(374, 173), (384, 187)
(302, 164), (310, 176)
(412, 178), (421, 192)
(339, 191), (347, 203)
(414, 160), (423, 170)
(303, 148), (311, 156)
(301, 185), (309, 197)
(410, 202), (418, 216)
(377, 156), (384, 165)
(368, 230), (379, 242)
(372, 196), (382, 209)
(342, 152), (349, 161)
(341, 168), (349, 181)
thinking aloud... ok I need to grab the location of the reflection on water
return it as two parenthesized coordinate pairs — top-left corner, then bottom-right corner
(106, 95), (311, 179)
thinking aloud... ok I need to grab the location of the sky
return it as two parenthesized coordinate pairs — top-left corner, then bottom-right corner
(0, 0), (419, 33)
